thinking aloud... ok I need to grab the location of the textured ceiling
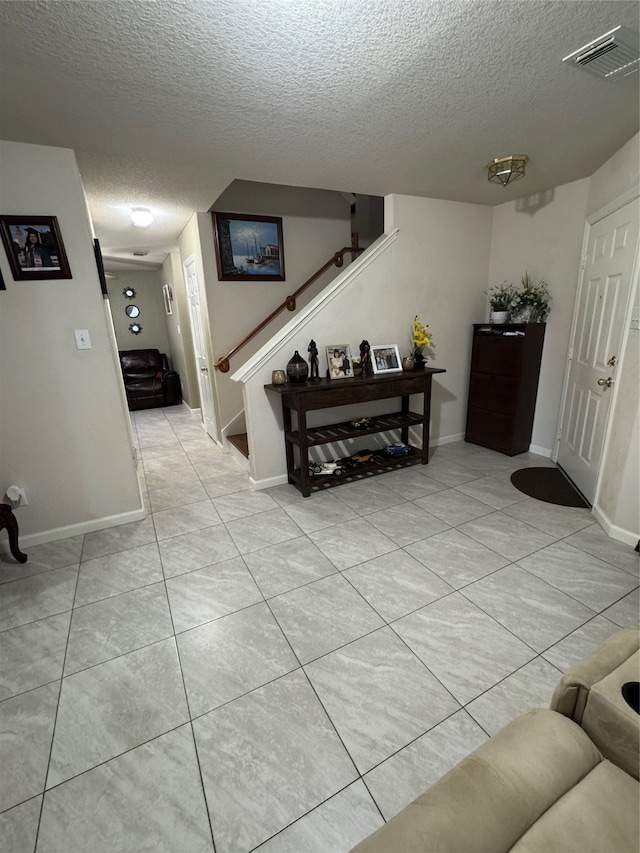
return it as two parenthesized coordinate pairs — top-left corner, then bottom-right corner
(1, 0), (638, 269)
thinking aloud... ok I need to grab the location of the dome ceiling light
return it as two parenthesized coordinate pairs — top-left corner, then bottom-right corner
(130, 208), (154, 227)
(486, 155), (529, 187)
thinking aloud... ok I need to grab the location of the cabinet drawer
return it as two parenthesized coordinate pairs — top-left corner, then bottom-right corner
(465, 406), (516, 454)
(471, 336), (523, 376)
(468, 373), (519, 415)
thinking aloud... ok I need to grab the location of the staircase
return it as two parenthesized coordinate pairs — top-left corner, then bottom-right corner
(219, 235), (365, 465)
(227, 432), (249, 459)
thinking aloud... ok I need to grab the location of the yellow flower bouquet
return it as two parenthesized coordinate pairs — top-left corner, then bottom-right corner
(412, 315), (432, 360)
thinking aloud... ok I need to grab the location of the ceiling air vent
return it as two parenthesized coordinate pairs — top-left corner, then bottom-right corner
(563, 26), (639, 80)
(132, 250), (148, 257)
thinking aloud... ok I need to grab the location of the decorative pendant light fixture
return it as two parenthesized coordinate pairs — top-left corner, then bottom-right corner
(486, 155), (529, 187)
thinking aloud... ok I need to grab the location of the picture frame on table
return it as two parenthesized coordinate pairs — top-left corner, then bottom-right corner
(326, 344), (354, 379)
(212, 212), (285, 282)
(370, 344), (402, 374)
(0, 215), (72, 281)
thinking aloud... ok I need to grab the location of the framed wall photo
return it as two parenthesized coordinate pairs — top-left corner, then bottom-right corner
(371, 344), (402, 374)
(0, 216), (72, 280)
(93, 238), (108, 295)
(212, 212), (285, 282)
(163, 283), (173, 315)
(326, 344), (354, 379)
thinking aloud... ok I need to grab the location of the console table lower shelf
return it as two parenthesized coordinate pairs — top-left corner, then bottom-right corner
(265, 368), (446, 497)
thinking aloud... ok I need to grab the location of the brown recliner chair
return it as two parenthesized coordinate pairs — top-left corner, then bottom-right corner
(119, 349), (182, 411)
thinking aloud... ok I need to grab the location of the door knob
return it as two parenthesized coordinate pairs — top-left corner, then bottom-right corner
(597, 377), (613, 388)
(607, 356), (617, 367)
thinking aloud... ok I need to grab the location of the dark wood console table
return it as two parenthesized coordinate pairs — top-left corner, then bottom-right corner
(265, 368), (446, 496)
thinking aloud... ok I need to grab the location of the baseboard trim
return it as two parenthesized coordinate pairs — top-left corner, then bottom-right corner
(250, 474), (289, 491)
(182, 403), (201, 415)
(592, 504), (639, 548)
(434, 432), (466, 447)
(6, 506), (147, 550)
(528, 444), (553, 458)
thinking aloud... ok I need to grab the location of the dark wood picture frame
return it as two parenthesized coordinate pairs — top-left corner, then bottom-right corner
(212, 212), (285, 282)
(0, 215), (72, 281)
(93, 238), (108, 295)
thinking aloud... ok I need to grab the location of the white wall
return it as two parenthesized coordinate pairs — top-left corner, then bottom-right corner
(587, 133), (639, 219)
(239, 193), (492, 487)
(106, 269), (171, 357)
(0, 141), (142, 545)
(488, 179), (590, 453)
(595, 291), (639, 542)
(206, 182), (352, 435)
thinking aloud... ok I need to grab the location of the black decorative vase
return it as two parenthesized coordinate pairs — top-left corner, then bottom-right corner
(413, 353), (425, 370)
(286, 350), (309, 383)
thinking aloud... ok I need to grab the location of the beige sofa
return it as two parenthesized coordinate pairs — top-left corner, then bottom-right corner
(351, 628), (639, 853)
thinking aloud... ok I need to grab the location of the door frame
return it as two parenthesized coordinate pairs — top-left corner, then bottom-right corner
(182, 253), (222, 445)
(554, 188), (640, 519)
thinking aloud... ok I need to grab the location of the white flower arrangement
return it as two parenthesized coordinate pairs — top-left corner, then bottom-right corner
(487, 282), (516, 311)
(509, 273), (551, 322)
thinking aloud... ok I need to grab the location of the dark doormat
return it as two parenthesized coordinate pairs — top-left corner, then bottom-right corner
(510, 467), (590, 508)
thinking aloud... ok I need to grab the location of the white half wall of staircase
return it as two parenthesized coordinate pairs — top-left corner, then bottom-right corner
(234, 193), (493, 487)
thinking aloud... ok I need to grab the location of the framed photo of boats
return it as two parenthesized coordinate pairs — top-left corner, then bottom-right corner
(212, 212), (285, 282)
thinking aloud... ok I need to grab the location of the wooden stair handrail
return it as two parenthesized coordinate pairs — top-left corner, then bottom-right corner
(214, 233), (363, 372)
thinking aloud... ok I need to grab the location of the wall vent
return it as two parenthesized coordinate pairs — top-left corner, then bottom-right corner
(132, 250), (148, 257)
(563, 26), (639, 80)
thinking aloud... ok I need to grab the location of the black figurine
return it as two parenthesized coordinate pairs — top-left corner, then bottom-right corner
(360, 339), (373, 377)
(308, 339), (319, 380)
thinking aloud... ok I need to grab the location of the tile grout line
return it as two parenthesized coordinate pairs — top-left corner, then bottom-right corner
(31, 539), (85, 850)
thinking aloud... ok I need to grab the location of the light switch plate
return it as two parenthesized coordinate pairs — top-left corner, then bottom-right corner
(74, 329), (92, 349)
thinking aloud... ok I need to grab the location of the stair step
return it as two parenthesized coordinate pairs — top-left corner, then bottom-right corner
(228, 433), (249, 458)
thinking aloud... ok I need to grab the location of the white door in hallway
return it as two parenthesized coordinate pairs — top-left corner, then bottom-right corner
(557, 199), (639, 503)
(184, 256), (218, 442)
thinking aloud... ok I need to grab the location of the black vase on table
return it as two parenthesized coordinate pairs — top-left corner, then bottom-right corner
(286, 350), (309, 383)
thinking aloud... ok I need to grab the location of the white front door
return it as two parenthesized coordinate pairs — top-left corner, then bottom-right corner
(557, 199), (639, 502)
(184, 256), (218, 442)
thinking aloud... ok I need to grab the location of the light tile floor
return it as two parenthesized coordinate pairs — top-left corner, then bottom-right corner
(1, 406), (638, 853)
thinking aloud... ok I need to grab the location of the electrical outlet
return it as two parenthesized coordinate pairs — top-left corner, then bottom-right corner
(6, 486), (28, 506)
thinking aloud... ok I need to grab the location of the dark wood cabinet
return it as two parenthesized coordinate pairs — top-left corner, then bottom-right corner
(465, 324), (545, 456)
(265, 368), (445, 496)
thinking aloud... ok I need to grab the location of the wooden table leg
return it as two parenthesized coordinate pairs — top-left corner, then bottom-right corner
(0, 503), (28, 563)
(421, 377), (433, 464)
